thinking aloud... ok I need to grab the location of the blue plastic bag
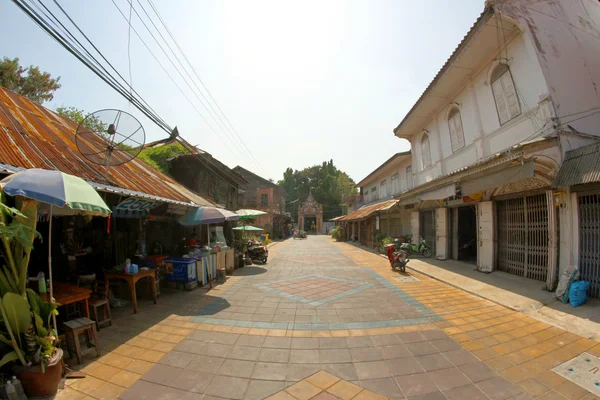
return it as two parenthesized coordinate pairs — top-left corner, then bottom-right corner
(568, 280), (589, 308)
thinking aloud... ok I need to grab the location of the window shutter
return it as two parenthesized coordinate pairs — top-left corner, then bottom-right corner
(502, 73), (520, 118)
(421, 135), (431, 168)
(492, 78), (509, 124)
(454, 114), (465, 149)
(449, 116), (458, 151)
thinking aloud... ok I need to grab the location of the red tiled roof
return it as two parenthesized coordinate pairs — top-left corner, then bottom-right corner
(0, 87), (213, 206)
(340, 199), (398, 222)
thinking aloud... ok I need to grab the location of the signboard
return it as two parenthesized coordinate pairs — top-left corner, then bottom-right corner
(376, 216), (380, 230)
(114, 198), (159, 218)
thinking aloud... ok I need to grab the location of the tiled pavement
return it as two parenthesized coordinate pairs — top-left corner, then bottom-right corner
(56, 237), (600, 400)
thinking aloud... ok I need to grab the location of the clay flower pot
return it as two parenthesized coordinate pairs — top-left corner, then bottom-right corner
(13, 348), (63, 399)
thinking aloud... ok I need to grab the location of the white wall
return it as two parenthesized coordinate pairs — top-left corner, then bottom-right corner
(410, 29), (554, 186)
(497, 0), (600, 137)
(359, 157), (413, 203)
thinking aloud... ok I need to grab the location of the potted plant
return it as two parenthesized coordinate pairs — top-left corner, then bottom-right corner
(0, 196), (63, 398)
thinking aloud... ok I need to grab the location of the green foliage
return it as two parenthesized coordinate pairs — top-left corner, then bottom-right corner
(330, 226), (341, 241)
(382, 236), (394, 247)
(0, 57), (61, 104)
(375, 232), (388, 248)
(138, 142), (187, 174)
(278, 160), (358, 221)
(0, 195), (59, 370)
(56, 106), (107, 134)
(0, 194), (41, 297)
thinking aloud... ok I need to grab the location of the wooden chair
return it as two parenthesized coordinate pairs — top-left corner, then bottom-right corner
(88, 280), (111, 331)
(63, 317), (101, 365)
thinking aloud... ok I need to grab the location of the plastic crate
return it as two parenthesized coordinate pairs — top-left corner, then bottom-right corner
(164, 257), (197, 283)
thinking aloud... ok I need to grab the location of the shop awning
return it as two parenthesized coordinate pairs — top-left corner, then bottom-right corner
(553, 142), (600, 188)
(461, 160), (534, 196)
(417, 184), (456, 201)
(341, 199), (398, 222)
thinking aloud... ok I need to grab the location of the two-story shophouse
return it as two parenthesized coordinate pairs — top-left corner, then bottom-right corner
(393, 0), (600, 296)
(341, 151), (413, 247)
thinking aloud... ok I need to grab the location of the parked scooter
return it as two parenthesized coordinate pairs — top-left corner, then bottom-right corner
(400, 236), (433, 258)
(385, 240), (409, 272)
(246, 240), (268, 264)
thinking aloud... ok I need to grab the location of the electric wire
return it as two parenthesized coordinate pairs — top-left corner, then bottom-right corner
(15, 0), (172, 133)
(112, 0), (264, 176)
(49, 0), (172, 131)
(144, 0), (270, 179)
(14, 0), (251, 196)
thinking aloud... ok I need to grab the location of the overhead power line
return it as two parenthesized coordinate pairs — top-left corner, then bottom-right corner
(14, 0), (172, 133)
(110, 0), (269, 179)
(144, 0), (268, 177)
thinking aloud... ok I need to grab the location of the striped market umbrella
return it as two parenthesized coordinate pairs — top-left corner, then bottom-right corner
(235, 209), (268, 219)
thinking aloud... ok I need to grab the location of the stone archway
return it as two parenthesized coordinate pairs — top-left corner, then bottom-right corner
(298, 192), (323, 234)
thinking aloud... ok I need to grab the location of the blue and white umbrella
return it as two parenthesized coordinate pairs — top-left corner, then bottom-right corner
(180, 206), (239, 225)
(180, 207), (239, 246)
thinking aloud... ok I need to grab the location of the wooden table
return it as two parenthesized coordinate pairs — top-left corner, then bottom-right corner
(105, 269), (157, 314)
(41, 282), (92, 318)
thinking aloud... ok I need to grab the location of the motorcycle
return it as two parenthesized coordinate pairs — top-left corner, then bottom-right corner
(246, 240), (268, 264)
(400, 236), (433, 258)
(385, 242), (409, 272)
(293, 230), (307, 240)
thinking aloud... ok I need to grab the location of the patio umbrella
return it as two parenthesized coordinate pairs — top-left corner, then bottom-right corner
(0, 169), (111, 329)
(235, 209), (267, 219)
(232, 225), (264, 231)
(180, 207), (239, 245)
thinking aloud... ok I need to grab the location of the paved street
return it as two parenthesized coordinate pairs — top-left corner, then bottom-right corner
(60, 236), (600, 400)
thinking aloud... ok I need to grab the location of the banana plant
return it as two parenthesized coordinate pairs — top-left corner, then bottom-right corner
(0, 192), (57, 371)
(0, 193), (40, 298)
(0, 292), (28, 367)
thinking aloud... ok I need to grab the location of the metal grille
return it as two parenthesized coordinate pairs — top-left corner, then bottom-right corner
(497, 194), (548, 281)
(578, 194), (600, 299)
(420, 210), (436, 252)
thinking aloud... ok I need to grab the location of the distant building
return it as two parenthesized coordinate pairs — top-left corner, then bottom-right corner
(341, 151), (412, 246)
(165, 148), (248, 211)
(232, 166), (290, 237)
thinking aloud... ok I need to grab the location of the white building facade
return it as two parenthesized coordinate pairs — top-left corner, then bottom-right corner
(393, 0), (600, 296)
(341, 152), (413, 246)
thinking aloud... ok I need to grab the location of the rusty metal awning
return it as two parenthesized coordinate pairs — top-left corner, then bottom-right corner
(554, 142), (600, 188)
(341, 199), (398, 222)
(0, 87), (214, 207)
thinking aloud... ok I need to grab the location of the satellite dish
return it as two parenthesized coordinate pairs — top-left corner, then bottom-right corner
(75, 109), (145, 182)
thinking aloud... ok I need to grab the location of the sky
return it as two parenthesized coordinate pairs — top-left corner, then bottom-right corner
(0, 0), (484, 184)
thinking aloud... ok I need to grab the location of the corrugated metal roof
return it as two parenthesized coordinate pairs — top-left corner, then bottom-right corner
(0, 87), (213, 206)
(340, 199), (398, 222)
(554, 142), (600, 188)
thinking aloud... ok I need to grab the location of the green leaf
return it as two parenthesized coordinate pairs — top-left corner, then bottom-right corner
(0, 331), (13, 347)
(1, 292), (31, 335)
(0, 350), (19, 368)
(27, 289), (56, 329)
(33, 313), (48, 337)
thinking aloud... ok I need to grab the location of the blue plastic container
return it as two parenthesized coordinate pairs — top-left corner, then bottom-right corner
(164, 257), (197, 283)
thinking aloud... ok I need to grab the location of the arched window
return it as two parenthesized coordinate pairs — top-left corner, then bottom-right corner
(421, 134), (432, 169)
(491, 64), (521, 125)
(448, 107), (465, 152)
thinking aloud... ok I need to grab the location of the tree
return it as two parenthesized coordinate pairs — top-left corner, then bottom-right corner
(278, 160), (358, 221)
(0, 57), (61, 104)
(138, 142), (187, 174)
(56, 106), (107, 134)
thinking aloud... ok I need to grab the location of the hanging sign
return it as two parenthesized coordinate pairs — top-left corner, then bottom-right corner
(376, 216), (380, 230)
(114, 198), (159, 218)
